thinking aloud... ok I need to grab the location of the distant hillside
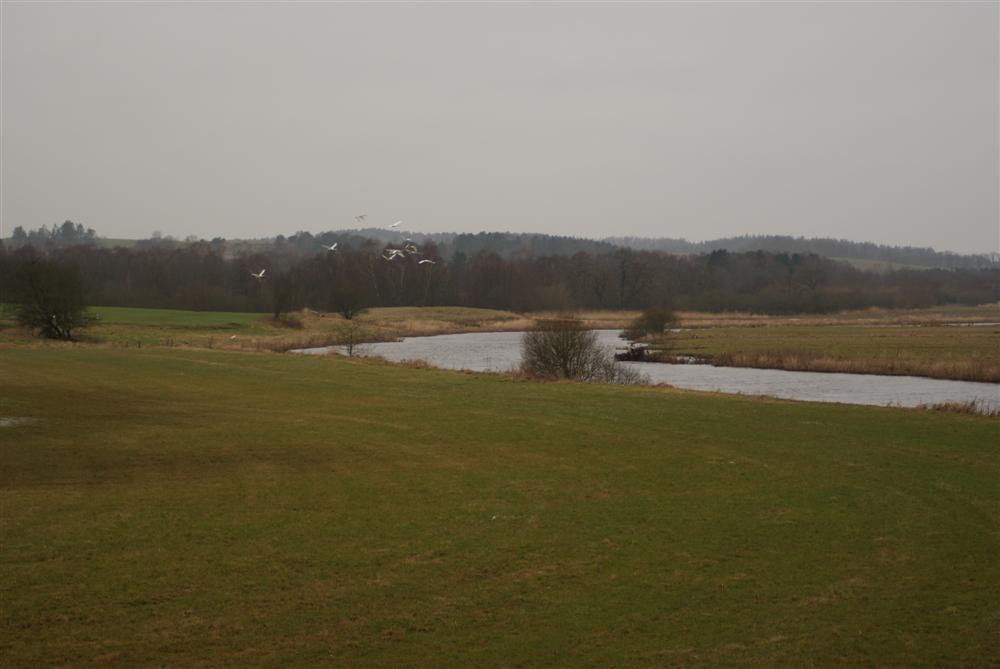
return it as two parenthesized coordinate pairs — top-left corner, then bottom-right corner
(6, 224), (997, 315)
(6, 224), (995, 270)
(307, 230), (996, 268)
(258, 229), (618, 259)
(446, 231), (617, 258)
(603, 234), (998, 270)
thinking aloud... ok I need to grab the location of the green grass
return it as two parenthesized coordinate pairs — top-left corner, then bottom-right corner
(2, 347), (998, 667)
(0, 305), (276, 347)
(77, 306), (280, 348)
(359, 305), (522, 322)
(88, 306), (264, 328)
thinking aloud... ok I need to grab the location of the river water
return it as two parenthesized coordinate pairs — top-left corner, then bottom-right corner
(293, 330), (999, 411)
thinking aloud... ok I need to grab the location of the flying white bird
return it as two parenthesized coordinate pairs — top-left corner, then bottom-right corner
(389, 220), (402, 228)
(418, 259), (436, 265)
(381, 249), (405, 261)
(251, 269), (266, 279)
(404, 243), (420, 255)
(322, 243), (338, 252)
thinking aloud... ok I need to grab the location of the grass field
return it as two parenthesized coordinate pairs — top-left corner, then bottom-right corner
(2, 346), (998, 667)
(88, 306), (264, 327)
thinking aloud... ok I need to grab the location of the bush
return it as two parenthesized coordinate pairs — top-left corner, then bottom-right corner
(521, 318), (647, 385)
(625, 306), (677, 340)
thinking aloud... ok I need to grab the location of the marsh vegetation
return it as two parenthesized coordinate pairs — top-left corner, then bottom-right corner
(644, 306), (1000, 382)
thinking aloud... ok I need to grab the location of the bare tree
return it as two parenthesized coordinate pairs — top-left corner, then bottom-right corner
(268, 271), (299, 323)
(12, 257), (93, 340)
(331, 285), (368, 321)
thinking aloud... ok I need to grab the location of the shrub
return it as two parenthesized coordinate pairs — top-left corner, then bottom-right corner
(625, 306), (677, 340)
(521, 318), (647, 385)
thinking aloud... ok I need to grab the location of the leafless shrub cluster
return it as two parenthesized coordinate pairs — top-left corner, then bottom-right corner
(521, 318), (647, 385)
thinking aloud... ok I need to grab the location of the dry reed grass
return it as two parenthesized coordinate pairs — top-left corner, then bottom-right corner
(916, 400), (1000, 417)
(676, 303), (1000, 329)
(530, 310), (639, 330)
(708, 350), (1000, 383)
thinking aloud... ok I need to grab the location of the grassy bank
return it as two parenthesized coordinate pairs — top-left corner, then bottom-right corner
(0, 304), (635, 352)
(652, 318), (1000, 382)
(639, 304), (1000, 382)
(2, 346), (998, 667)
(2, 303), (996, 381)
(0, 305), (532, 350)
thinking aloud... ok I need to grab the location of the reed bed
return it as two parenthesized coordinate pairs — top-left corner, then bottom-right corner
(916, 400), (1000, 417)
(676, 303), (999, 329)
(706, 350), (1000, 383)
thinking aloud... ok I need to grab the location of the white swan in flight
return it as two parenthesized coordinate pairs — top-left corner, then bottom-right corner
(251, 269), (266, 279)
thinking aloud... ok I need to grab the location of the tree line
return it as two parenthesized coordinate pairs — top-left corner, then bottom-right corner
(605, 234), (999, 270)
(9, 221), (98, 247)
(3, 236), (997, 318)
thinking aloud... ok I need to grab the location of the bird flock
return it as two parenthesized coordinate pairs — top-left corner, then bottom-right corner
(249, 215), (435, 280)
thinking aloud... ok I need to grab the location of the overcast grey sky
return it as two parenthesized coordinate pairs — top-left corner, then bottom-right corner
(2, 1), (997, 253)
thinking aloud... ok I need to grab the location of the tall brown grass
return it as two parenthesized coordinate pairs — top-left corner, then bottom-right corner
(916, 401), (1000, 417)
(707, 350), (1000, 383)
(675, 303), (1000, 329)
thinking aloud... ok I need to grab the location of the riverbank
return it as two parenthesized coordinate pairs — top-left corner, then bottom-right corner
(3, 303), (996, 382)
(645, 307), (1000, 383)
(354, 305), (1000, 384)
(296, 329), (1000, 413)
(657, 348), (1000, 384)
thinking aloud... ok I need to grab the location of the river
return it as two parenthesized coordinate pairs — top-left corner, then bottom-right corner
(293, 330), (999, 411)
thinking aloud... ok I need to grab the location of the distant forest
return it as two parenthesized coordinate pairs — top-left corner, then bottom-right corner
(9, 222), (997, 269)
(3, 223), (997, 316)
(261, 229), (996, 269)
(604, 235), (999, 270)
